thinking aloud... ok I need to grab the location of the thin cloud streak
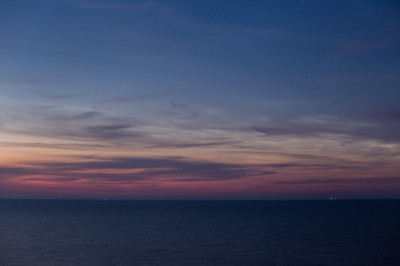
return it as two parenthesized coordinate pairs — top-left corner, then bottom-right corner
(55, 0), (173, 15)
(253, 114), (400, 142)
(0, 157), (276, 183)
(275, 176), (400, 185)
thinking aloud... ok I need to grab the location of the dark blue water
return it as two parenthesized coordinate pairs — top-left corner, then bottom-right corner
(1, 200), (399, 266)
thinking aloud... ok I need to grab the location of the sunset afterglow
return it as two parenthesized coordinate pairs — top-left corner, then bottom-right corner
(1, 0), (399, 199)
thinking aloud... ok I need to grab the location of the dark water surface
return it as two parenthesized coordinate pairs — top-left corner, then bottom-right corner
(1, 200), (399, 266)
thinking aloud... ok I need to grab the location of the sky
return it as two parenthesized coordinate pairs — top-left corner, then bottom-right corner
(0, 0), (399, 199)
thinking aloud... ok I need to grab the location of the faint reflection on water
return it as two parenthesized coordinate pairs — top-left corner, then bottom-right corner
(0, 200), (399, 266)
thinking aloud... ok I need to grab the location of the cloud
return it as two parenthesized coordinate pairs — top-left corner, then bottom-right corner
(0, 103), (147, 142)
(96, 90), (171, 104)
(336, 16), (400, 57)
(0, 167), (33, 177)
(2, 157), (277, 183)
(38, 92), (73, 100)
(253, 114), (400, 142)
(170, 100), (186, 109)
(275, 176), (400, 185)
(0, 140), (111, 150)
(263, 163), (301, 168)
(28, 109), (104, 122)
(62, 0), (173, 15)
(253, 126), (312, 137)
(337, 39), (389, 56)
(252, 115), (348, 137)
(371, 110), (400, 122)
(46, 157), (254, 181)
(74, 111), (103, 120)
(84, 123), (141, 140)
(149, 141), (240, 149)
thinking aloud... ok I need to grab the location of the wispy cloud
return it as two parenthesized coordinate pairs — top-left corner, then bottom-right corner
(74, 111), (103, 120)
(0, 157), (277, 183)
(370, 110), (400, 122)
(59, 0), (173, 15)
(275, 176), (400, 185)
(0, 167), (33, 176)
(170, 100), (186, 109)
(84, 123), (142, 140)
(95, 90), (171, 105)
(149, 141), (240, 149)
(253, 114), (400, 142)
(337, 38), (395, 57)
(37, 92), (73, 100)
(336, 16), (400, 57)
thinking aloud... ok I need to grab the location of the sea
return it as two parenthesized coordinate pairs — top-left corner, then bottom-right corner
(0, 200), (399, 266)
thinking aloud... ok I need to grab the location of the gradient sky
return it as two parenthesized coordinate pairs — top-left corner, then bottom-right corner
(1, 0), (400, 199)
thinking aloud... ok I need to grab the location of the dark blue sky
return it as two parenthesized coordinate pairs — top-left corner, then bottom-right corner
(1, 0), (399, 199)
